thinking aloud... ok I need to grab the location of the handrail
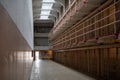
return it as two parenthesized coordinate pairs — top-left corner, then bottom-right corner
(52, 0), (120, 50)
(49, 0), (87, 39)
(49, 0), (77, 33)
(54, 0), (77, 28)
(50, 0), (113, 41)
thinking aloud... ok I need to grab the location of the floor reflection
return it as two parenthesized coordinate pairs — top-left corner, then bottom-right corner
(30, 60), (96, 80)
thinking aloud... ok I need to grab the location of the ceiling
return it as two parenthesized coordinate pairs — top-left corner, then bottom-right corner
(33, 0), (65, 23)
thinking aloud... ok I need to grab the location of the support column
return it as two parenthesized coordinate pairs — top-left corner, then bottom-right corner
(32, 50), (34, 57)
(32, 50), (36, 61)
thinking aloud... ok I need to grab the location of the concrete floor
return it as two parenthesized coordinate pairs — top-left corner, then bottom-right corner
(30, 60), (96, 80)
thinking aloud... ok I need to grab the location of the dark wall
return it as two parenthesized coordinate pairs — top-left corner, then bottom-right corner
(53, 47), (120, 80)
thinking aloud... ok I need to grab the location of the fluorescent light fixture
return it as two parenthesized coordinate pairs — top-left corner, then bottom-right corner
(40, 16), (48, 19)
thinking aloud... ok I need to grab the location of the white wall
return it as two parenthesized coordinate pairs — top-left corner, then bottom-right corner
(0, 0), (33, 49)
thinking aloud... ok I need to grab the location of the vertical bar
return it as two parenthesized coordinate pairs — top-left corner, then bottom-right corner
(114, 0), (117, 33)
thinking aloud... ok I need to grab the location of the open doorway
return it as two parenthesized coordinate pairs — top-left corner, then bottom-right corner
(35, 51), (39, 60)
(39, 50), (53, 60)
(34, 50), (53, 60)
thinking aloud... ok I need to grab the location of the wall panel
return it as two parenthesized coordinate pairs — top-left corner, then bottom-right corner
(53, 46), (120, 80)
(0, 3), (33, 80)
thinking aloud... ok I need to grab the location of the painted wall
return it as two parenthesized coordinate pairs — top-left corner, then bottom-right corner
(0, 0), (33, 49)
(0, 0), (33, 80)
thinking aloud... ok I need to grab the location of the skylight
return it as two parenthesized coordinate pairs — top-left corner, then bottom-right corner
(42, 0), (55, 3)
(40, 0), (54, 19)
(42, 3), (53, 9)
(40, 16), (48, 19)
(41, 10), (50, 15)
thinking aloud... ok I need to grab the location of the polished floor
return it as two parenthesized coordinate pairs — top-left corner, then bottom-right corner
(30, 60), (96, 80)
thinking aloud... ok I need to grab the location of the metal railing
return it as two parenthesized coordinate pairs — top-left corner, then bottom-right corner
(52, 0), (120, 50)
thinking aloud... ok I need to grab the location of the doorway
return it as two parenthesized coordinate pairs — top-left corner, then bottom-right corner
(35, 51), (39, 60)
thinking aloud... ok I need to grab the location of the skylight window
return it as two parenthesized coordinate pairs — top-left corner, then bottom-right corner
(40, 0), (55, 19)
(40, 16), (48, 19)
(42, 0), (55, 3)
(41, 11), (50, 15)
(42, 3), (53, 9)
